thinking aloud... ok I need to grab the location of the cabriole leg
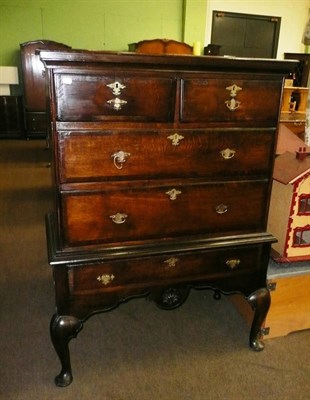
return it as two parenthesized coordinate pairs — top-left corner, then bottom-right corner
(50, 314), (83, 387)
(247, 287), (271, 352)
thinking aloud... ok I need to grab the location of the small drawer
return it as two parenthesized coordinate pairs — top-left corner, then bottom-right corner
(26, 112), (47, 132)
(180, 77), (282, 125)
(57, 128), (275, 183)
(61, 180), (269, 246)
(68, 245), (264, 296)
(54, 73), (176, 122)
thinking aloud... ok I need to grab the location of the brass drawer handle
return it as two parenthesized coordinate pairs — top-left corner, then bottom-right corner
(220, 148), (235, 159)
(107, 97), (127, 110)
(110, 213), (128, 224)
(215, 204), (228, 214)
(164, 257), (179, 268)
(167, 133), (184, 146)
(166, 188), (182, 200)
(97, 274), (115, 285)
(225, 98), (241, 111)
(111, 150), (131, 169)
(226, 259), (240, 269)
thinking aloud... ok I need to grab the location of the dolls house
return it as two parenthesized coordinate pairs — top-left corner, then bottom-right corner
(232, 126), (310, 340)
(268, 147), (310, 262)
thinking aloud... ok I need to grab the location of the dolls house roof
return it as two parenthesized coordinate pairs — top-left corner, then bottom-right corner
(276, 123), (310, 155)
(273, 151), (310, 184)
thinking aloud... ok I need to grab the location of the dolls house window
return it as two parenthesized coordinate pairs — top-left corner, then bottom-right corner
(298, 195), (310, 215)
(293, 226), (310, 247)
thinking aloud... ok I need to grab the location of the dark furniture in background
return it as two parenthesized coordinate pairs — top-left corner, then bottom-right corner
(20, 40), (71, 139)
(284, 53), (310, 87)
(211, 11), (281, 58)
(281, 53), (310, 141)
(40, 49), (296, 387)
(0, 95), (24, 138)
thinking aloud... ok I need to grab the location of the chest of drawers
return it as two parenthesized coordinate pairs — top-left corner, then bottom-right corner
(41, 50), (296, 387)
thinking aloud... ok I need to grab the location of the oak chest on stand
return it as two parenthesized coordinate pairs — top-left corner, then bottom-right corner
(40, 50), (296, 387)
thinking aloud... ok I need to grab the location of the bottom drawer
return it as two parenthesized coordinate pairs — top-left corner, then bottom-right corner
(68, 244), (265, 296)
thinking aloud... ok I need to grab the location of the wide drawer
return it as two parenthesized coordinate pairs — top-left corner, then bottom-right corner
(68, 245), (264, 296)
(57, 128), (275, 183)
(54, 72), (176, 122)
(60, 180), (269, 246)
(180, 78), (282, 124)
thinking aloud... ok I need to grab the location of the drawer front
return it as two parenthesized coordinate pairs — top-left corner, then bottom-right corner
(68, 245), (263, 295)
(54, 73), (176, 122)
(57, 129), (275, 182)
(61, 180), (268, 246)
(180, 78), (282, 124)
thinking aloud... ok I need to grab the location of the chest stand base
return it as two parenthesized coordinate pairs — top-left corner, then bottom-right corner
(50, 286), (270, 387)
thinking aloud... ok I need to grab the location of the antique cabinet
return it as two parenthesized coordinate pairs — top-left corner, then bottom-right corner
(284, 53), (310, 87)
(40, 50), (296, 387)
(20, 40), (71, 139)
(0, 95), (24, 138)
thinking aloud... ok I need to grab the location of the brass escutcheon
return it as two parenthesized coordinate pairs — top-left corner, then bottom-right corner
(226, 84), (242, 97)
(166, 188), (182, 200)
(225, 259), (240, 269)
(167, 133), (184, 146)
(97, 274), (115, 285)
(164, 257), (179, 268)
(107, 81), (126, 96)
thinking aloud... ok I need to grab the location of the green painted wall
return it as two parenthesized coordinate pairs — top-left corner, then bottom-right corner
(183, 0), (206, 49)
(0, 0), (207, 66)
